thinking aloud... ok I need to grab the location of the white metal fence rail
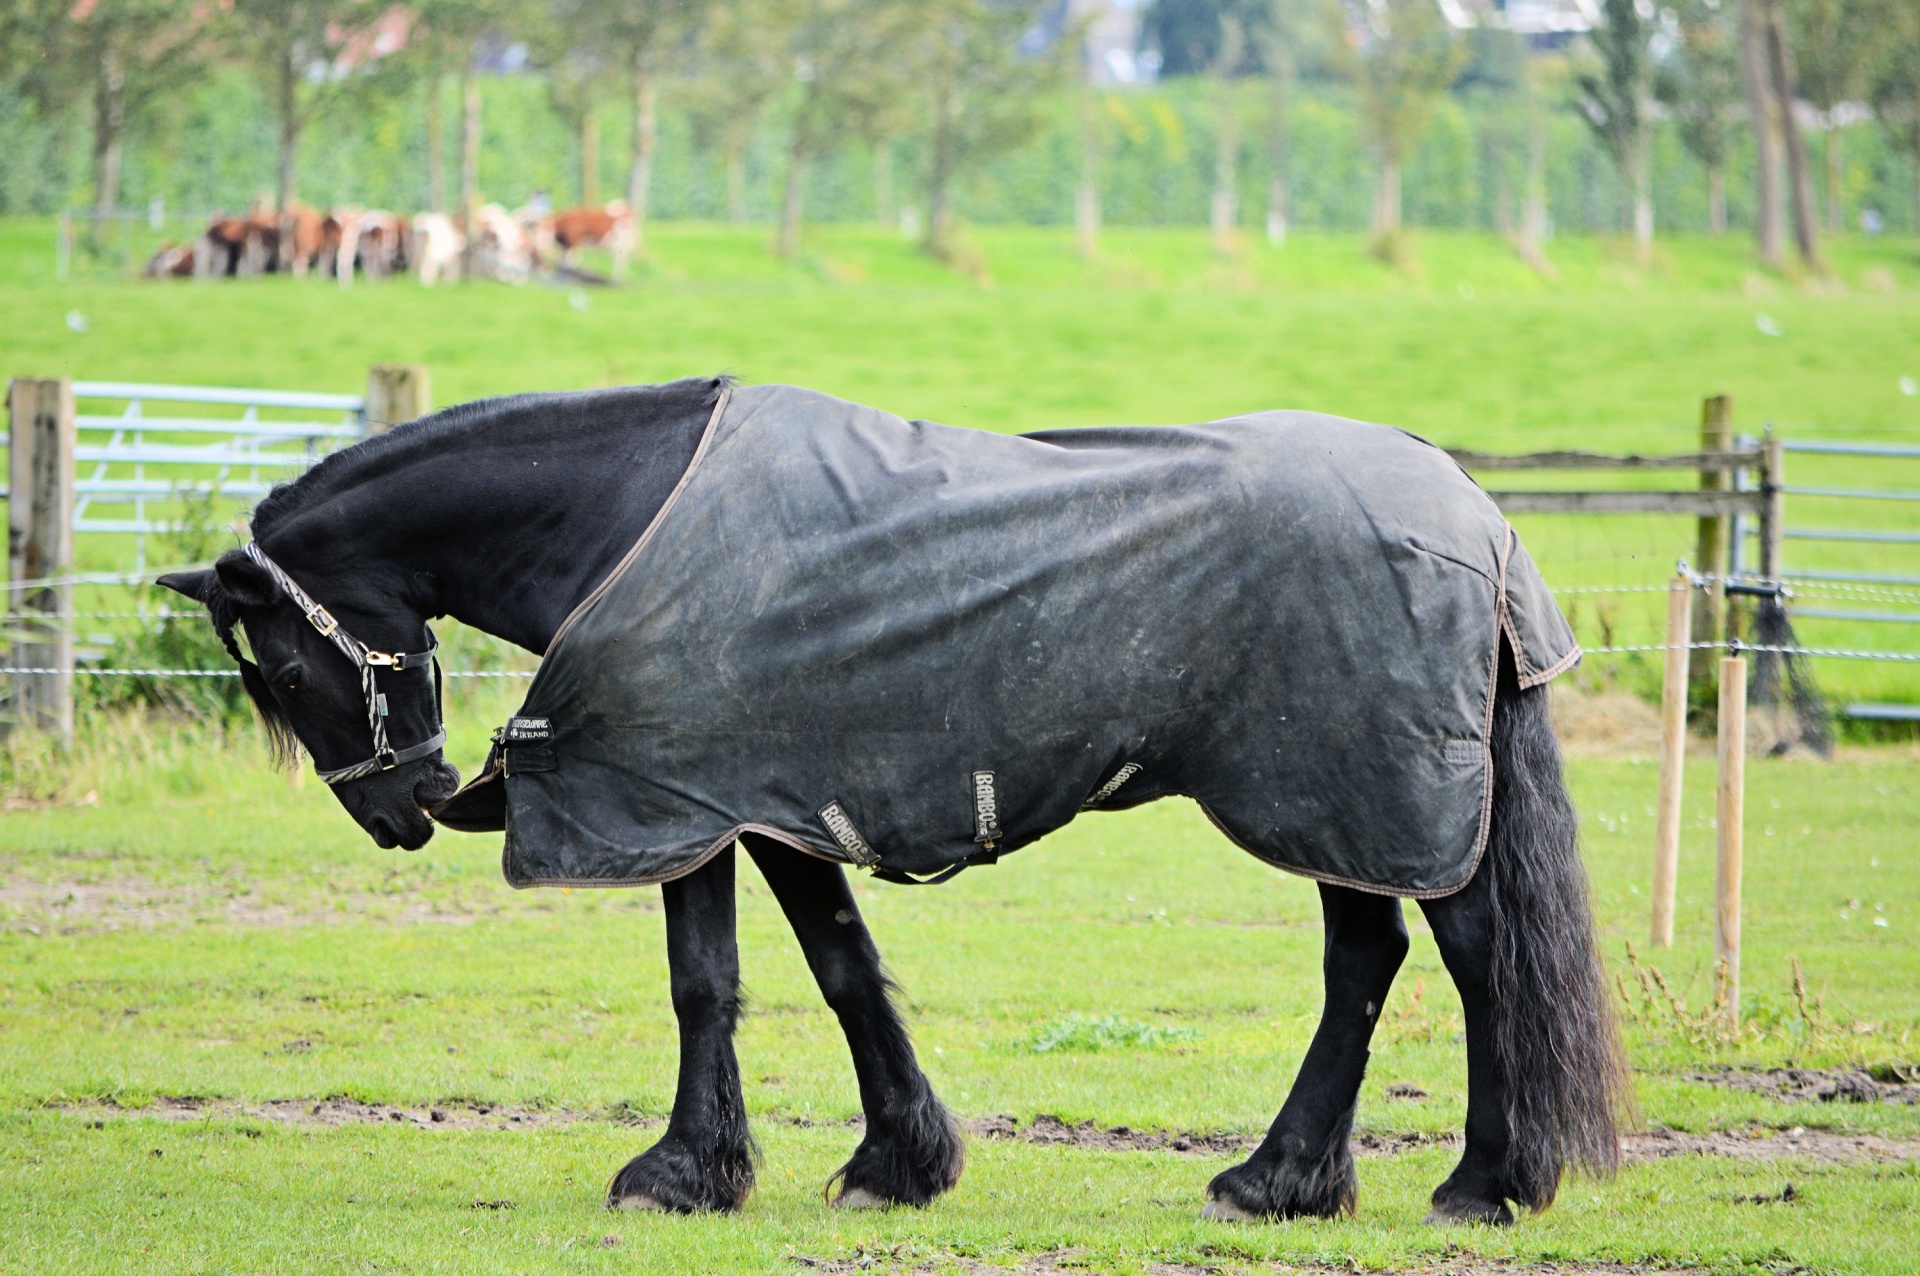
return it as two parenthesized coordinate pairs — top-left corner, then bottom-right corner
(65, 381), (367, 536)
(1, 380), (368, 534)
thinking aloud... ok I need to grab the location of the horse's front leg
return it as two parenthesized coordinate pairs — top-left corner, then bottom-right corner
(608, 848), (756, 1212)
(743, 833), (965, 1208)
(1205, 883), (1408, 1220)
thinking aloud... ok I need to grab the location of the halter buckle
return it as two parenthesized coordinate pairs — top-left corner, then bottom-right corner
(375, 748), (399, 771)
(306, 605), (339, 637)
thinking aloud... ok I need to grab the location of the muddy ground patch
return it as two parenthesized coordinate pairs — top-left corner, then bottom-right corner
(54, 1102), (1920, 1164)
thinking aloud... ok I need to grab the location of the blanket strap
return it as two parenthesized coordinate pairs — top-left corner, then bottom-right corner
(869, 849), (1001, 887)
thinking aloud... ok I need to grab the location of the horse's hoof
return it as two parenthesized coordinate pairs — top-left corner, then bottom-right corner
(608, 1192), (673, 1213)
(831, 1186), (892, 1210)
(1423, 1199), (1513, 1226)
(1201, 1196), (1260, 1223)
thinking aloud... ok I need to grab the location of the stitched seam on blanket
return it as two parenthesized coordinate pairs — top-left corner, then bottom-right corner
(505, 821), (847, 890)
(541, 385), (732, 656)
(1405, 539), (1499, 586)
(1519, 641), (1583, 689)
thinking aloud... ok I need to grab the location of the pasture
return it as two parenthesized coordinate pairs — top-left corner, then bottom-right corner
(3, 220), (1920, 1273)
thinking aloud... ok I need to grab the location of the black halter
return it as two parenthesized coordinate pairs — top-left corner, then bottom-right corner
(242, 542), (447, 785)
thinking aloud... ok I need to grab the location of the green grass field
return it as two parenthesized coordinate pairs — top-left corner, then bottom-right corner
(6, 218), (1919, 699)
(3, 221), (1919, 1273)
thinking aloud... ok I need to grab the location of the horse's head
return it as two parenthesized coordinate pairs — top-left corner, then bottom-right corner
(160, 546), (461, 850)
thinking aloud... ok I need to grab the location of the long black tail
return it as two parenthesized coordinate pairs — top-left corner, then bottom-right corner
(1484, 652), (1632, 1209)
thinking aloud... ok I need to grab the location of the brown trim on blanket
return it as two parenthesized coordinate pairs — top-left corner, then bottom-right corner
(1517, 638), (1583, 689)
(541, 384), (732, 657)
(505, 821), (849, 891)
(1499, 524), (1584, 689)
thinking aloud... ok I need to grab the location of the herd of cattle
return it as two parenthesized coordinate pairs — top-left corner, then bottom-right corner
(144, 201), (636, 286)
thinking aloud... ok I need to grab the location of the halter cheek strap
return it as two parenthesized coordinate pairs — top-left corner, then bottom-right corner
(241, 542), (447, 786)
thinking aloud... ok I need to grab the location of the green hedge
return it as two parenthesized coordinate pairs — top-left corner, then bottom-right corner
(2, 68), (1915, 235)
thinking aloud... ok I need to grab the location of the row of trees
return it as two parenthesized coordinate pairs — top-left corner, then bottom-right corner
(4, 0), (1918, 266)
(0, 0), (1068, 260)
(1148, 0), (1920, 270)
(1574, 0), (1920, 269)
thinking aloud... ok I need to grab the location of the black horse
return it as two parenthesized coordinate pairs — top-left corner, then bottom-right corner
(160, 376), (1628, 1224)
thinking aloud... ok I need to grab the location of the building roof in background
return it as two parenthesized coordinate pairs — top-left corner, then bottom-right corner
(1443, 0), (1600, 34)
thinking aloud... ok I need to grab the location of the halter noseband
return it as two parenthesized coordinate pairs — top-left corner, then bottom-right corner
(241, 542), (447, 786)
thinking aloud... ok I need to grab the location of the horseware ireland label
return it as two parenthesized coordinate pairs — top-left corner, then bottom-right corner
(504, 716), (552, 743)
(971, 771), (1001, 845)
(817, 802), (878, 865)
(1086, 762), (1141, 806)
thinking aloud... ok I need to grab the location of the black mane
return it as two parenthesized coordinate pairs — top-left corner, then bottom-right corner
(250, 375), (731, 536)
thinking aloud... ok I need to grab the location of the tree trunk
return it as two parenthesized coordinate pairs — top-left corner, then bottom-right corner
(1519, 99), (1548, 266)
(874, 140), (894, 229)
(726, 147), (747, 223)
(1211, 76), (1240, 254)
(1764, 0), (1821, 269)
(1076, 90), (1100, 257)
(425, 74), (446, 212)
(926, 135), (954, 260)
(1910, 128), (1920, 236)
(1374, 157), (1401, 235)
(1822, 127), (1841, 234)
(1632, 129), (1654, 258)
(627, 57), (656, 252)
(1265, 175), (1287, 246)
(1740, 0), (1784, 266)
(1708, 162), (1727, 234)
(581, 109), (600, 206)
(89, 48), (125, 236)
(1265, 66), (1290, 247)
(275, 45), (300, 212)
(460, 64), (481, 271)
(779, 140), (806, 258)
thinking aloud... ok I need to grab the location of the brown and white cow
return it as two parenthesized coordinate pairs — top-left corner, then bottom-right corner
(470, 203), (534, 284)
(409, 212), (465, 287)
(279, 203), (328, 278)
(196, 214), (273, 277)
(535, 201), (636, 280)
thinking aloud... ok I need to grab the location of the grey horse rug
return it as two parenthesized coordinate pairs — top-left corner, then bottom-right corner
(471, 383), (1578, 897)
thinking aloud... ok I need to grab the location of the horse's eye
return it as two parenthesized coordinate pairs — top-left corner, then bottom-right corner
(280, 667), (305, 693)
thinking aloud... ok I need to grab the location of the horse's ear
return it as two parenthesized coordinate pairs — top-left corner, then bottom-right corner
(156, 568), (218, 604)
(213, 547), (282, 609)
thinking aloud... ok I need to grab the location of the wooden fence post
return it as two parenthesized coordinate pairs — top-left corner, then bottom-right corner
(1758, 429), (1784, 581)
(6, 377), (77, 742)
(365, 365), (432, 434)
(1714, 654), (1747, 1023)
(1692, 396), (1732, 695)
(1651, 576), (1692, 947)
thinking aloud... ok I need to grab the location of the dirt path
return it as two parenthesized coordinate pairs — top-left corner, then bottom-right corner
(793, 1250), (1701, 1275)
(52, 1100), (1920, 1164)
(1686, 1065), (1920, 1106)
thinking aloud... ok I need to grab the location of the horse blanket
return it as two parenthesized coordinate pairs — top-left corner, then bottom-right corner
(484, 383), (1578, 897)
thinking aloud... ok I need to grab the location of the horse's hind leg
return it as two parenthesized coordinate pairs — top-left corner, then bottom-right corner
(1417, 664), (1627, 1226)
(743, 833), (964, 1209)
(607, 848), (756, 1212)
(1205, 884), (1407, 1220)
(1417, 872), (1515, 1224)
